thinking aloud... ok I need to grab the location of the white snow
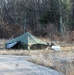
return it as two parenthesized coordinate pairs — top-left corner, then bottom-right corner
(0, 55), (64, 75)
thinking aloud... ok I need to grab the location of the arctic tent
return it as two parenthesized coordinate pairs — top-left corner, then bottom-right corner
(5, 32), (47, 50)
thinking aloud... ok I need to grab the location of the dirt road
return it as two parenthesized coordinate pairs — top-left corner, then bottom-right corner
(0, 55), (64, 75)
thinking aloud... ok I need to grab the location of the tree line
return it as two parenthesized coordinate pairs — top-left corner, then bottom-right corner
(0, 0), (74, 40)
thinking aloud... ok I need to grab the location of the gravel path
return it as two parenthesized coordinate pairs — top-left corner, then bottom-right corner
(0, 55), (64, 75)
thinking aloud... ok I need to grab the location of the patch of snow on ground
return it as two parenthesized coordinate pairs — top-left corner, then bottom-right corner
(0, 55), (64, 75)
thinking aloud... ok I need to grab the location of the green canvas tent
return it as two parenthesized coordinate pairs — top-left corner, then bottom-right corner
(5, 32), (47, 50)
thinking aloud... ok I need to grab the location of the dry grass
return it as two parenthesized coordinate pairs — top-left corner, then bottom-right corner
(50, 51), (74, 75)
(0, 39), (74, 75)
(27, 50), (53, 67)
(0, 49), (73, 75)
(52, 58), (74, 75)
(61, 46), (74, 51)
(27, 50), (74, 75)
(0, 49), (32, 55)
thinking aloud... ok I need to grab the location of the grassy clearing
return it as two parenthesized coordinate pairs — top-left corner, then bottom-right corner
(0, 39), (74, 75)
(0, 49), (32, 55)
(0, 49), (74, 75)
(27, 50), (74, 75)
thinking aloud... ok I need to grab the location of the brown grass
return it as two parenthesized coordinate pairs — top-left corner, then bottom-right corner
(61, 46), (74, 51)
(27, 50), (53, 67)
(27, 50), (74, 75)
(0, 49), (73, 75)
(0, 39), (74, 75)
(0, 49), (32, 55)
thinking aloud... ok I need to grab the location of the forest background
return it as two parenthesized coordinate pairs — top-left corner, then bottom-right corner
(0, 0), (74, 42)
